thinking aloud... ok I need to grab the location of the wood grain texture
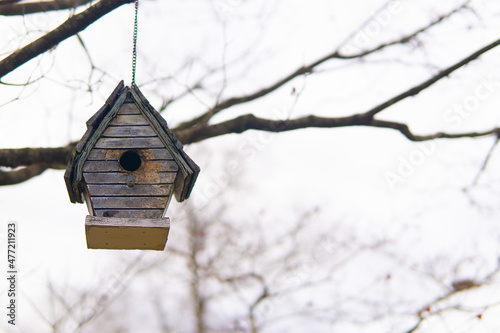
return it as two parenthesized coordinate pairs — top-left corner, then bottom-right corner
(82, 159), (178, 172)
(109, 114), (149, 126)
(117, 103), (141, 114)
(94, 137), (164, 148)
(82, 160), (118, 172)
(93, 209), (165, 219)
(90, 196), (169, 209)
(87, 148), (174, 161)
(86, 216), (170, 228)
(87, 184), (172, 196)
(83, 171), (177, 184)
(85, 215), (169, 250)
(103, 126), (157, 137)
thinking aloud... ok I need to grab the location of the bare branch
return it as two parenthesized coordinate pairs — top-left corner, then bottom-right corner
(172, 34), (500, 143)
(175, 1), (473, 131)
(337, 0), (471, 54)
(2, 114), (500, 186)
(362, 37), (500, 119)
(0, 0), (134, 79)
(174, 113), (362, 143)
(467, 136), (500, 187)
(370, 120), (500, 141)
(0, 0), (93, 16)
(0, 164), (48, 185)
(0, 145), (73, 168)
(175, 113), (500, 144)
(404, 263), (500, 333)
(0, 144), (73, 185)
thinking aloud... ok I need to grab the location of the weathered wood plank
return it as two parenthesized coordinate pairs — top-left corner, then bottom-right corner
(83, 171), (177, 184)
(141, 159), (178, 172)
(94, 137), (164, 148)
(118, 103), (141, 115)
(85, 215), (169, 250)
(90, 196), (169, 209)
(87, 149), (111, 160)
(103, 126), (157, 137)
(83, 160), (178, 172)
(87, 184), (172, 196)
(148, 149), (174, 160)
(94, 209), (165, 219)
(83, 160), (118, 172)
(87, 148), (174, 161)
(109, 114), (149, 126)
(86, 216), (169, 227)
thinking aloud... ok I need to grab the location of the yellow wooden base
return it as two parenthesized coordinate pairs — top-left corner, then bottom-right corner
(85, 215), (170, 250)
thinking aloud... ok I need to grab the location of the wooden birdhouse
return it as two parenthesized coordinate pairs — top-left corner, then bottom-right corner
(64, 81), (200, 250)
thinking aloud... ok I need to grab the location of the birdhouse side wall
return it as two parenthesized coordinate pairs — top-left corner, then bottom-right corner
(81, 102), (179, 219)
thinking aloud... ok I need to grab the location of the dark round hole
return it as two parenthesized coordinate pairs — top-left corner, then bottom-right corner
(119, 151), (142, 172)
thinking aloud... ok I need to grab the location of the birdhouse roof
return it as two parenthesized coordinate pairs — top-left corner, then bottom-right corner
(64, 81), (200, 204)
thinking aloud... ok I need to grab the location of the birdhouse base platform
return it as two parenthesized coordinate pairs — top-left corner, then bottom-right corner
(85, 216), (170, 250)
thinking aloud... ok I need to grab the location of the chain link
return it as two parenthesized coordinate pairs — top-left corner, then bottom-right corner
(131, 0), (139, 85)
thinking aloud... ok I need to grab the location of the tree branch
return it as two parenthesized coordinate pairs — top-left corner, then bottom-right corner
(468, 136), (500, 187)
(178, 33), (500, 138)
(0, 145), (73, 185)
(175, 1), (472, 131)
(404, 264), (500, 333)
(2, 112), (499, 185)
(0, 145), (73, 168)
(371, 120), (500, 141)
(0, 0), (93, 16)
(0, 0), (134, 79)
(175, 114), (364, 143)
(362, 37), (500, 119)
(175, 113), (500, 144)
(173, 32), (500, 143)
(0, 164), (49, 185)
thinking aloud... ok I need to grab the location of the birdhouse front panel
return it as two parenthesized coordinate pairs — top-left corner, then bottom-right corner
(81, 100), (179, 220)
(65, 81), (200, 251)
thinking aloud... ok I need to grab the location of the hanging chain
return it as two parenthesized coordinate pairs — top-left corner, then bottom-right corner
(131, 0), (139, 85)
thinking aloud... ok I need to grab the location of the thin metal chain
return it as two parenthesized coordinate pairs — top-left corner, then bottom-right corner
(131, 0), (139, 85)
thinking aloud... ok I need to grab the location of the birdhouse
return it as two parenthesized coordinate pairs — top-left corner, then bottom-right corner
(64, 81), (200, 250)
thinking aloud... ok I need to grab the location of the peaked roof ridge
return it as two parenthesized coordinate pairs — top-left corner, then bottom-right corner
(86, 80), (125, 128)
